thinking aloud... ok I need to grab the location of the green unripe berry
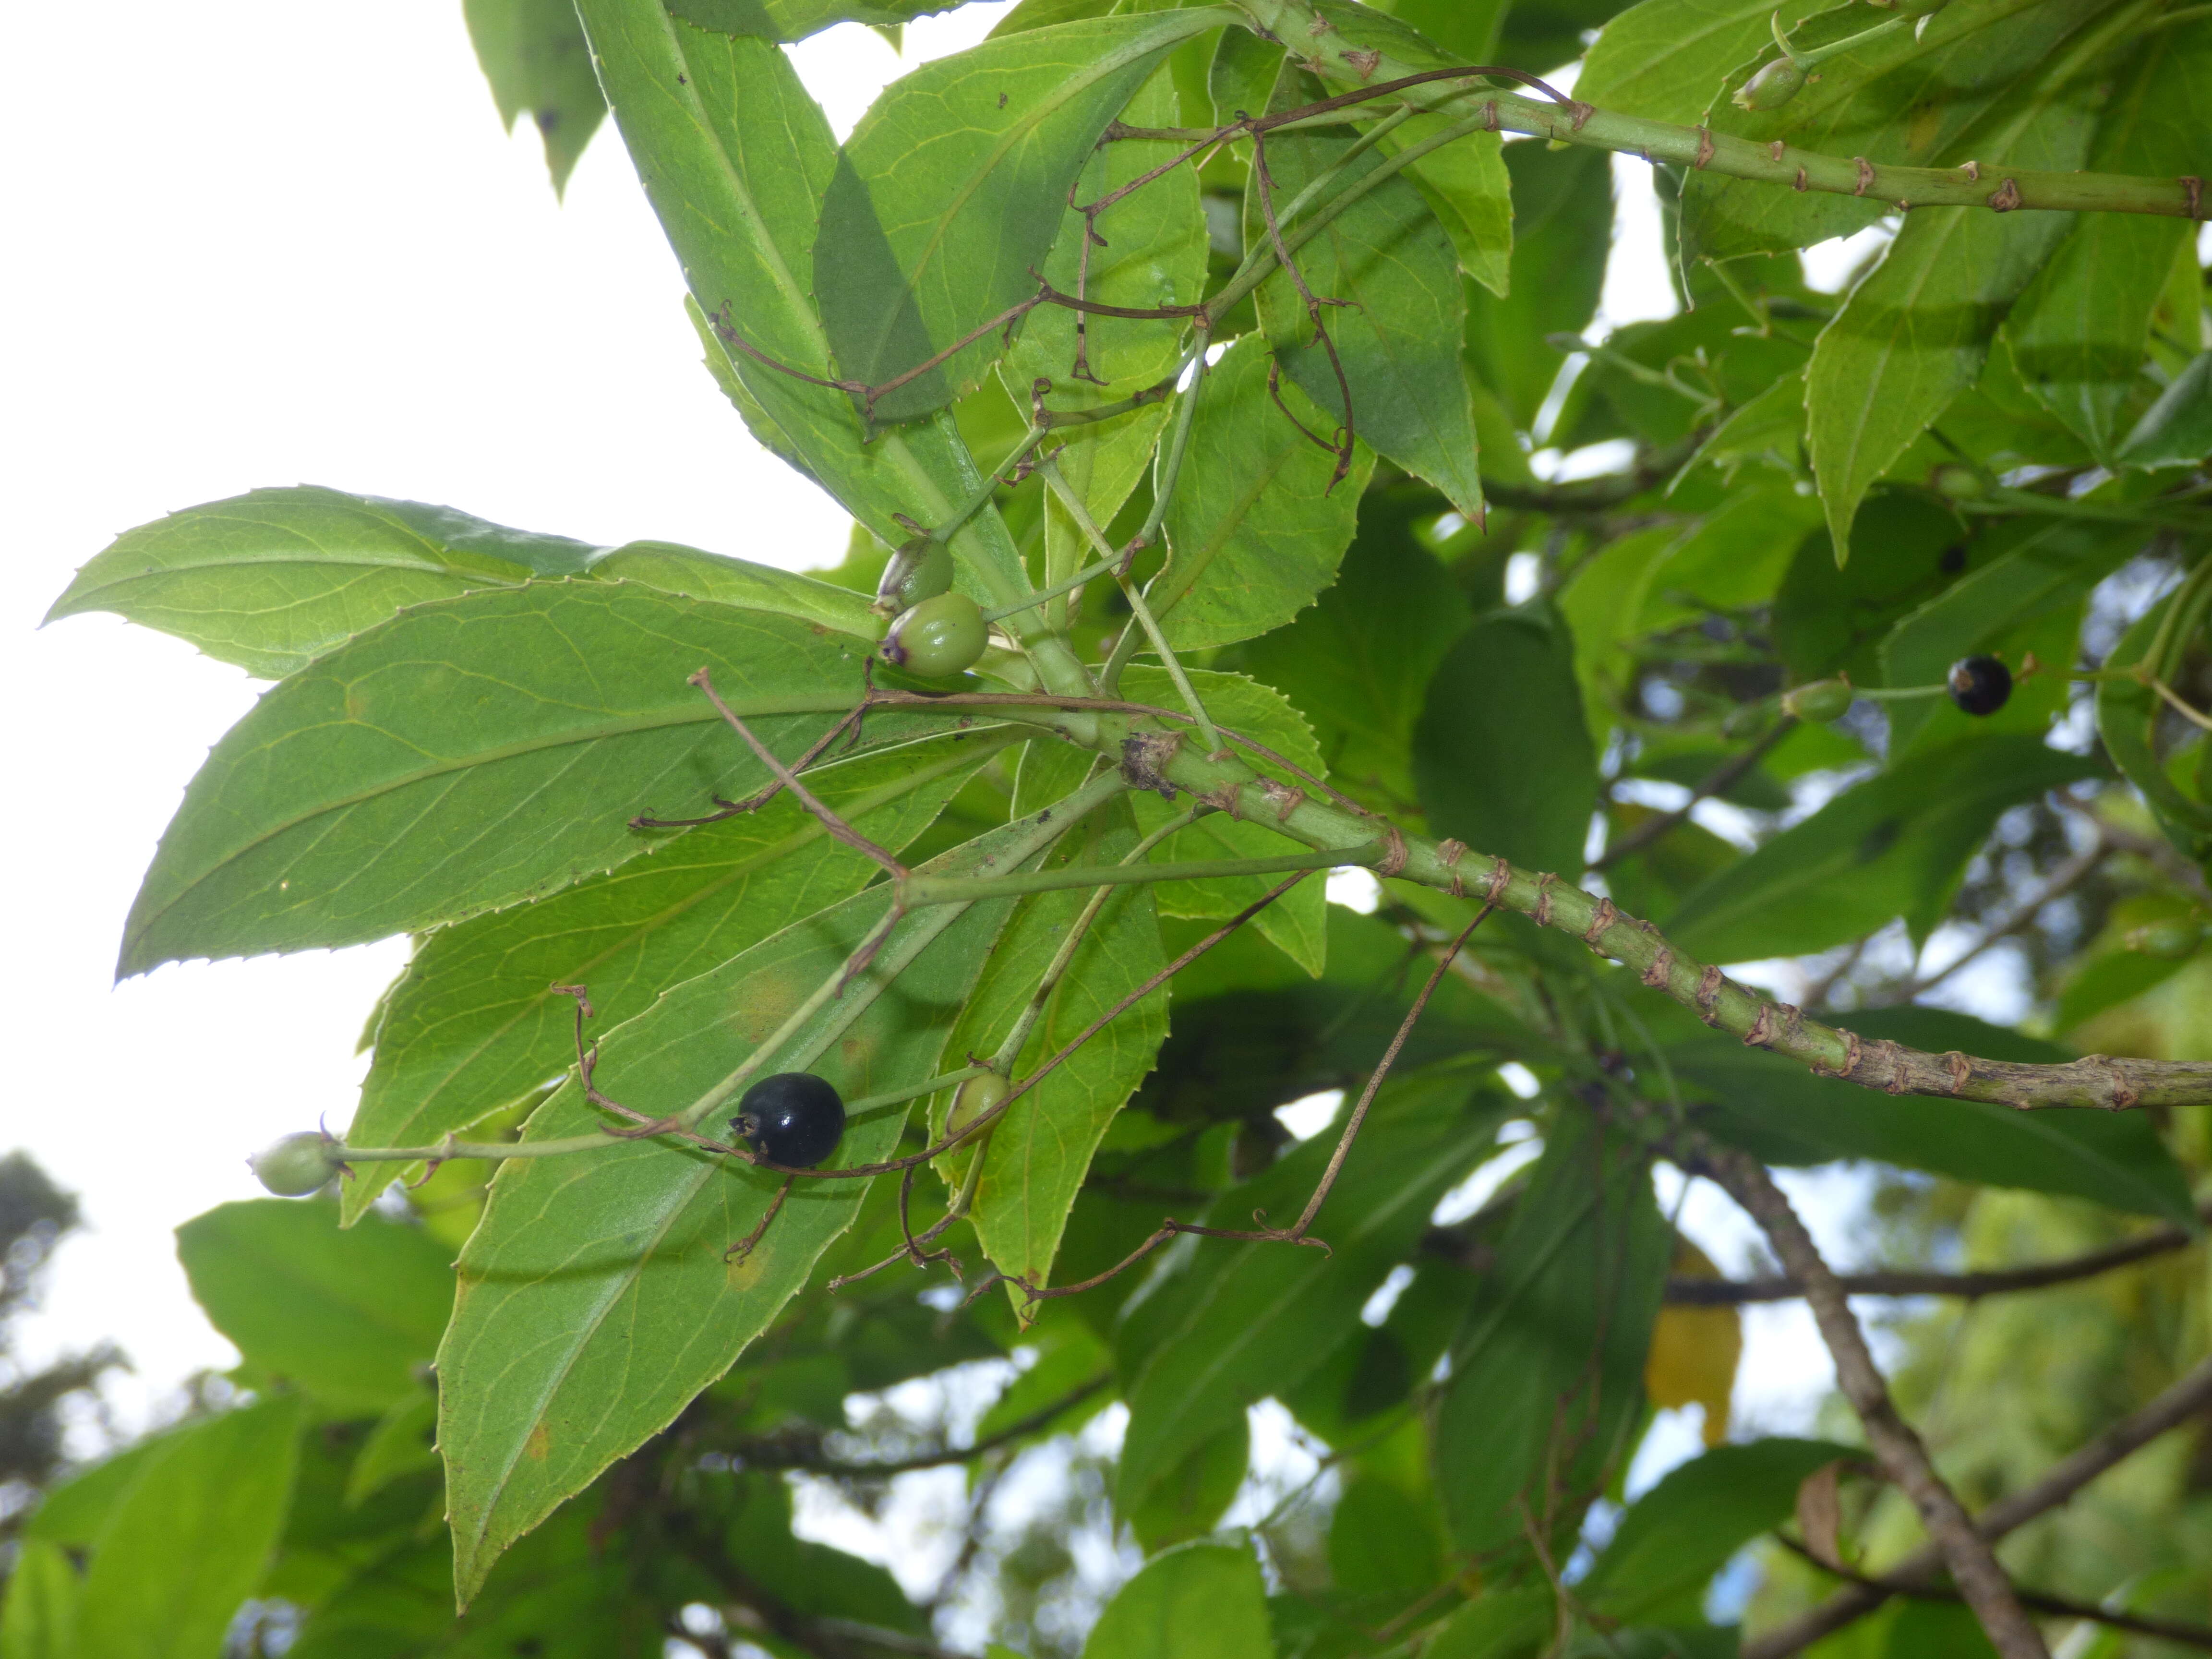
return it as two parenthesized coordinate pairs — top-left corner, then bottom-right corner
(875, 537), (954, 615)
(948, 1072), (1010, 1142)
(2127, 918), (2204, 961)
(252, 1132), (338, 1197)
(1733, 57), (1806, 111)
(1931, 463), (1988, 500)
(883, 592), (987, 679)
(1782, 679), (1854, 723)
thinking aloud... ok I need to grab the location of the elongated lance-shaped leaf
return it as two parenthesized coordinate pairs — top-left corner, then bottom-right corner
(816, 9), (1233, 424)
(438, 792), (1097, 1602)
(1149, 336), (1373, 651)
(1114, 1076), (1507, 1519)
(2000, 18), (2212, 461)
(1250, 70), (1485, 522)
(120, 581), (904, 974)
(1803, 5), (2118, 561)
(931, 816), (1168, 1296)
(344, 729), (1006, 1223)
(575, 0), (1053, 638)
(45, 486), (881, 679)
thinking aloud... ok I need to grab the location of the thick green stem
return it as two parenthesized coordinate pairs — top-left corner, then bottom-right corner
(1225, 0), (2207, 221)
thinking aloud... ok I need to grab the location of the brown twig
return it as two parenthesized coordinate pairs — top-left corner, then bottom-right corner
(1594, 719), (1797, 870)
(692, 670), (906, 879)
(1745, 1351), (2212, 1658)
(1698, 1144), (2049, 1659)
(722, 1376), (1110, 1480)
(632, 702), (869, 829)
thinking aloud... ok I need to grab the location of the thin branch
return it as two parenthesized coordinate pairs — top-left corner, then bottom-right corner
(1594, 718), (1797, 870)
(1698, 1144), (2049, 1659)
(722, 1376), (1110, 1479)
(692, 670), (905, 879)
(1744, 1351), (2212, 1658)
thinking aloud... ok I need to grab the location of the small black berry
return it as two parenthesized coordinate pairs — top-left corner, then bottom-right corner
(1946, 655), (2011, 717)
(732, 1072), (845, 1168)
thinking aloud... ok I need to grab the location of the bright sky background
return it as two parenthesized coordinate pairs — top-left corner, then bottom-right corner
(3, 0), (1851, 1473)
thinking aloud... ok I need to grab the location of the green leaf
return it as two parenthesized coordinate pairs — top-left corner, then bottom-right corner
(1238, 494), (1472, 819)
(44, 487), (596, 679)
(1662, 735), (2097, 962)
(2000, 21), (2211, 459)
(1670, 1006), (2194, 1221)
(176, 1200), (454, 1414)
(2096, 593), (2212, 859)
(1803, 25), (2104, 559)
(578, 0), (1041, 604)
(942, 821), (1171, 1293)
(1433, 1109), (1670, 1556)
(816, 9), (1230, 423)
(1328, 1476), (1447, 1598)
(1115, 1077), (1503, 1518)
(1414, 607), (1599, 877)
(0, 1540), (78, 1659)
(343, 728), (1001, 1222)
(1126, 666), (1330, 975)
(1128, 1415), (1250, 1552)
(1008, 62), (1205, 402)
(1577, 0), (1780, 122)
(120, 581), (882, 974)
(464, 0), (608, 193)
(1078, 1541), (1274, 1659)
(1148, 335), (1374, 651)
(588, 539), (886, 638)
(1580, 1439), (1860, 1623)
(77, 1397), (305, 1659)
(438, 802), (1073, 1602)
(1251, 79), (1485, 519)
(1421, 1588), (1555, 1659)
(345, 1383), (441, 1508)
(667, 0), (980, 41)
(1465, 141), (1612, 428)
(2118, 351), (2212, 471)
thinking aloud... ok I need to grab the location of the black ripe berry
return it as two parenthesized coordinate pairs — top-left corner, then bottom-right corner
(1947, 655), (2012, 717)
(733, 1072), (845, 1168)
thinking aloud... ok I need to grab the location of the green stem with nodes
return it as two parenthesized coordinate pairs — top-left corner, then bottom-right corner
(1770, 8), (1913, 71)
(1223, 0), (2208, 221)
(1101, 350), (1213, 694)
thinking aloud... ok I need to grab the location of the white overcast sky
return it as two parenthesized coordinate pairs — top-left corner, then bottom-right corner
(2, 0), (1857, 1459)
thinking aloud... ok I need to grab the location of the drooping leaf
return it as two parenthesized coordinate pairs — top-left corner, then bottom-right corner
(120, 581), (888, 974)
(1999, 19), (2212, 459)
(1579, 1439), (1862, 1624)
(1668, 1005), (2195, 1222)
(1125, 667), (1331, 974)
(578, 0), (1042, 605)
(2096, 592), (2212, 860)
(45, 488), (595, 678)
(1251, 74), (1485, 519)
(1464, 140), (1613, 429)
(1432, 1108), (1670, 1556)
(176, 1200), (454, 1414)
(77, 1397), (305, 1659)
(464, 0), (608, 192)
(815, 9), (1231, 423)
(1078, 1541), (1274, 1659)
(44, 487), (880, 680)
(2118, 351), (2212, 471)
(1127, 1415), (1250, 1552)
(343, 728), (1003, 1221)
(1414, 606), (1599, 878)
(438, 799), (1080, 1602)
(1147, 336), (1373, 650)
(1661, 735), (2098, 962)
(1115, 1076), (1503, 1518)
(1239, 493), (1472, 819)
(1802, 20), (2105, 559)
(937, 819), (1171, 1295)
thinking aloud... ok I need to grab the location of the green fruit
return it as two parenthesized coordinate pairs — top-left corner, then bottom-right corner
(875, 537), (954, 614)
(884, 592), (987, 679)
(947, 1072), (1010, 1142)
(1733, 57), (1805, 111)
(2127, 918), (2204, 961)
(251, 1132), (338, 1197)
(1782, 679), (1854, 723)
(1930, 463), (1988, 500)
